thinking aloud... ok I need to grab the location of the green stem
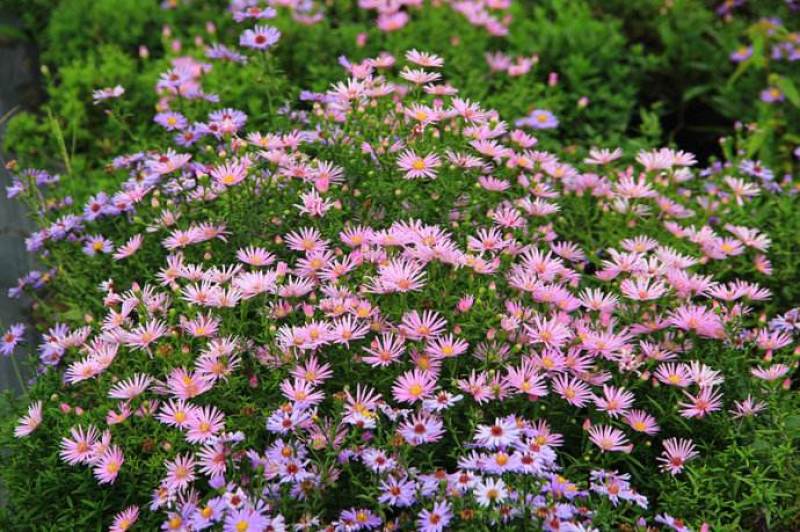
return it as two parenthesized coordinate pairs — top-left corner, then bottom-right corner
(9, 354), (28, 393)
(47, 108), (73, 176)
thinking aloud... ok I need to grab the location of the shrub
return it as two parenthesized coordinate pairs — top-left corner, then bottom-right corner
(1, 1), (799, 531)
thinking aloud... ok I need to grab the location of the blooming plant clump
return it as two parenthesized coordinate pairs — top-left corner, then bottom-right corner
(1, 1), (800, 531)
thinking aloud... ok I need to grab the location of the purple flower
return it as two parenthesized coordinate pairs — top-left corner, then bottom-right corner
(82, 235), (114, 256)
(239, 25), (281, 50)
(339, 508), (382, 530)
(154, 111), (188, 131)
(730, 45), (752, 63)
(739, 159), (775, 181)
(1, 323), (26, 356)
(515, 109), (559, 129)
(760, 87), (784, 103)
(92, 85), (125, 104)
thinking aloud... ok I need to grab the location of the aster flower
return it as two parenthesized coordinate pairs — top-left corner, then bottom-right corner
(751, 364), (791, 382)
(657, 438), (699, 475)
(157, 398), (197, 430)
(59, 424), (99, 465)
(1, 323), (25, 356)
(474, 477), (508, 507)
(94, 445), (124, 484)
(524, 314), (572, 349)
(392, 368), (437, 403)
(110, 505), (139, 532)
(154, 111), (188, 131)
(399, 310), (447, 340)
(124, 319), (168, 353)
(373, 258), (427, 293)
(108, 373), (153, 400)
(406, 49), (444, 68)
(113, 234), (144, 260)
(552, 374), (594, 407)
(730, 395), (767, 418)
(239, 25), (281, 50)
(163, 453), (197, 492)
(14, 400), (43, 438)
(678, 387), (723, 418)
(83, 235), (114, 256)
(475, 417), (521, 449)
(585, 147), (623, 165)
(587, 424), (632, 453)
(397, 149), (441, 179)
(379, 476), (417, 507)
(223, 506), (270, 532)
(760, 87), (784, 103)
(92, 85), (125, 104)
(400, 67), (441, 85)
(417, 500), (453, 532)
(211, 159), (249, 187)
(186, 405), (226, 443)
(166, 367), (214, 399)
(624, 409), (660, 435)
(516, 109), (558, 129)
(339, 508), (382, 530)
(594, 385), (635, 418)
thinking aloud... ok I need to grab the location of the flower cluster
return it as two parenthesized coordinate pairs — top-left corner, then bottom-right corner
(2, 1), (799, 531)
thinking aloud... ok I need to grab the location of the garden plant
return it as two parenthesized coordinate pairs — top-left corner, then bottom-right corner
(1, 0), (799, 531)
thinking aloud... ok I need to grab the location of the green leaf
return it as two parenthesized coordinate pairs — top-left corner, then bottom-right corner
(682, 84), (712, 103)
(746, 127), (769, 158)
(775, 75), (800, 108)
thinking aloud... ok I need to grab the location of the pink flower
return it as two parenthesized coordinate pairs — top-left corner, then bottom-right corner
(373, 258), (427, 293)
(60, 424), (99, 465)
(392, 369), (437, 404)
(751, 364), (790, 382)
(210, 159), (249, 186)
(113, 234), (143, 260)
(163, 453), (196, 492)
(668, 305), (726, 339)
(397, 149), (441, 179)
(14, 400), (43, 438)
(658, 438), (698, 475)
(93, 445), (124, 484)
(362, 333), (406, 367)
(587, 424), (632, 453)
(399, 412), (445, 445)
(425, 334), (468, 359)
(406, 49), (444, 68)
(399, 310), (447, 340)
(524, 315), (572, 349)
(108, 373), (153, 400)
(552, 374), (594, 407)
(110, 506), (139, 532)
(594, 385), (635, 418)
(236, 246), (276, 267)
(400, 67), (441, 85)
(654, 363), (693, 387)
(679, 387), (723, 418)
(186, 405), (226, 444)
(167, 368), (214, 399)
(123, 319), (168, 353)
(157, 399), (198, 429)
(624, 409), (660, 435)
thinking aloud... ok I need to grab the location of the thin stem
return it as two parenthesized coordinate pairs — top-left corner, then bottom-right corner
(9, 354), (28, 393)
(47, 107), (73, 176)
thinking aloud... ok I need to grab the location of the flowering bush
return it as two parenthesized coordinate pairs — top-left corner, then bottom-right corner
(2, 1), (800, 531)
